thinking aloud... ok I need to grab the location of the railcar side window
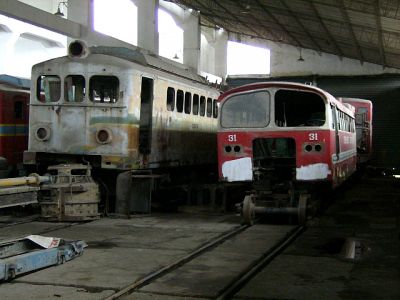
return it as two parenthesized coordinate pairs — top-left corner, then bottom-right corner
(177, 90), (184, 112)
(221, 91), (270, 128)
(89, 76), (119, 103)
(14, 101), (23, 119)
(275, 90), (325, 127)
(355, 107), (368, 125)
(167, 87), (175, 111)
(193, 94), (199, 115)
(206, 98), (212, 117)
(65, 75), (85, 102)
(331, 105), (336, 129)
(200, 96), (206, 116)
(37, 75), (61, 102)
(213, 99), (218, 118)
(185, 92), (191, 114)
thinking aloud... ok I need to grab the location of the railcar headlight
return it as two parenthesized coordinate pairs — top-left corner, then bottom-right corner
(35, 127), (51, 141)
(96, 128), (112, 144)
(304, 144), (313, 152)
(314, 144), (322, 152)
(225, 145), (232, 153)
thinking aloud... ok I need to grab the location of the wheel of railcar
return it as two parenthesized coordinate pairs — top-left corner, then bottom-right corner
(242, 195), (255, 225)
(298, 194), (308, 225)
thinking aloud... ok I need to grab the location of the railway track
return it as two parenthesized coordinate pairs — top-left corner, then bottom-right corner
(0, 215), (305, 299)
(106, 222), (305, 299)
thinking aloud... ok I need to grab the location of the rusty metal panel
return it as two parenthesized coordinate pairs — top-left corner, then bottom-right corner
(39, 164), (100, 221)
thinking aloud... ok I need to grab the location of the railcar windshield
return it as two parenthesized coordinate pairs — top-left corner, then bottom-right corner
(65, 75), (85, 102)
(37, 75), (61, 102)
(221, 90), (270, 128)
(89, 75), (119, 103)
(275, 89), (326, 127)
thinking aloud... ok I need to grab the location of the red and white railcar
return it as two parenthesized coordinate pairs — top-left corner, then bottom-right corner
(0, 75), (29, 177)
(217, 82), (357, 224)
(340, 98), (373, 164)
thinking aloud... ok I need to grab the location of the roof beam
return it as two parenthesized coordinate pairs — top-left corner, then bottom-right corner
(308, 1), (344, 58)
(252, 0), (303, 48)
(278, 0), (323, 53)
(0, 0), (81, 38)
(183, 0), (227, 30)
(212, 1), (281, 42)
(374, 0), (386, 67)
(236, 0), (290, 44)
(338, 0), (364, 62)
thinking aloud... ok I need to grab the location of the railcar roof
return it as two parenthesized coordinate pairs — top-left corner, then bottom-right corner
(90, 46), (208, 82)
(219, 81), (355, 116)
(220, 81), (330, 99)
(339, 97), (373, 104)
(34, 46), (213, 88)
(0, 74), (30, 90)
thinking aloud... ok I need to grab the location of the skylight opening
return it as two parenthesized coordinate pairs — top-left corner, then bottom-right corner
(227, 41), (270, 75)
(93, 0), (137, 45)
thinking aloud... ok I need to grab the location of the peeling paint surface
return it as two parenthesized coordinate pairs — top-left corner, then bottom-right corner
(296, 163), (331, 180)
(222, 157), (253, 182)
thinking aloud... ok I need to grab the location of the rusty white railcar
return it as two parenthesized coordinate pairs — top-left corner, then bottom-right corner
(24, 40), (220, 213)
(217, 82), (358, 224)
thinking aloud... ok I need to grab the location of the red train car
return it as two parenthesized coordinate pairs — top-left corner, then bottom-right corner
(340, 98), (373, 164)
(0, 75), (30, 177)
(217, 82), (357, 224)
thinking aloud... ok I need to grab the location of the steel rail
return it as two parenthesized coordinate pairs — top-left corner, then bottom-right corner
(105, 223), (250, 300)
(215, 225), (305, 300)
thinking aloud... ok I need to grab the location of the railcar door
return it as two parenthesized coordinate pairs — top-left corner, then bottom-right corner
(332, 105), (340, 159)
(139, 77), (154, 155)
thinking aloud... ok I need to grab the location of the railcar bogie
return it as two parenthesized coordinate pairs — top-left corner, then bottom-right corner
(218, 82), (358, 224)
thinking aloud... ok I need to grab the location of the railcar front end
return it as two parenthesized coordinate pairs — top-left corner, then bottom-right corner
(217, 82), (357, 224)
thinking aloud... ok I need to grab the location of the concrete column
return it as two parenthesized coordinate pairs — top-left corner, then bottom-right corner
(136, 0), (159, 54)
(182, 10), (200, 73)
(214, 29), (228, 79)
(67, 0), (92, 43)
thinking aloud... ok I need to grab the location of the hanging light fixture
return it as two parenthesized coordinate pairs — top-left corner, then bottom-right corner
(298, 48), (305, 62)
(173, 53), (179, 60)
(54, 1), (68, 17)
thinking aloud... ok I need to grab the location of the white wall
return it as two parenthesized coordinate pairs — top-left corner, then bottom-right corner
(234, 36), (400, 77)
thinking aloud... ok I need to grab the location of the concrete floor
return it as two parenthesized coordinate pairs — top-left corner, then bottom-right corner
(0, 175), (399, 299)
(236, 176), (400, 299)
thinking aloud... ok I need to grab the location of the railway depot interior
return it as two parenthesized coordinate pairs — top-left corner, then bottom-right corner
(0, 0), (399, 299)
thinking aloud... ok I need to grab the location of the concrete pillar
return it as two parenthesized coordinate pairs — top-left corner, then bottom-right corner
(67, 0), (92, 43)
(182, 10), (200, 73)
(214, 29), (228, 79)
(136, 0), (159, 54)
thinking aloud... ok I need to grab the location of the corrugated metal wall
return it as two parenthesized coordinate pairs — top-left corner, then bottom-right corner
(226, 74), (400, 168)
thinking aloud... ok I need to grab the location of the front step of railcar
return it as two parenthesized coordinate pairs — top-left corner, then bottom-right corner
(240, 193), (309, 225)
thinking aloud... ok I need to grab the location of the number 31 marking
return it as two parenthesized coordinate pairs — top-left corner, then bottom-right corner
(228, 134), (237, 142)
(309, 133), (318, 141)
